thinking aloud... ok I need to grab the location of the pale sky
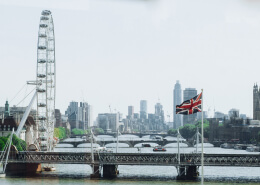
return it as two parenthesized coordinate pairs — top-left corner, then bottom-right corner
(1, 0), (260, 120)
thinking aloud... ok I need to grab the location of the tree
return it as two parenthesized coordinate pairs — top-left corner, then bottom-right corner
(179, 124), (196, 139)
(12, 134), (26, 151)
(0, 138), (6, 151)
(94, 128), (104, 134)
(54, 127), (68, 139)
(72, 128), (85, 135)
(168, 129), (177, 135)
(195, 119), (210, 138)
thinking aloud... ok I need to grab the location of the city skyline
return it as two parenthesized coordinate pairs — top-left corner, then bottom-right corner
(1, 0), (260, 121)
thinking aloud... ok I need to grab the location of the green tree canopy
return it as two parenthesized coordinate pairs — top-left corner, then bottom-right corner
(94, 128), (104, 134)
(179, 124), (197, 139)
(54, 127), (68, 139)
(168, 129), (177, 135)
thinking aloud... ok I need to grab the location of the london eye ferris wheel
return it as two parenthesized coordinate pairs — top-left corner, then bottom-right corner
(36, 10), (56, 151)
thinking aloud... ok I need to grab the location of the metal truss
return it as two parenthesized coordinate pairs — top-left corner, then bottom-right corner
(6, 152), (260, 167)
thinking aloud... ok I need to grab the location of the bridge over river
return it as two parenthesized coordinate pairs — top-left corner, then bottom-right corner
(58, 139), (191, 148)
(4, 151), (260, 180)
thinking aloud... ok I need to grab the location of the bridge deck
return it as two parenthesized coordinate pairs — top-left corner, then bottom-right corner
(5, 152), (260, 167)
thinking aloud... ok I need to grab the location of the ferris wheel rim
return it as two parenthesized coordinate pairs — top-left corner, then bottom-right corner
(36, 10), (56, 151)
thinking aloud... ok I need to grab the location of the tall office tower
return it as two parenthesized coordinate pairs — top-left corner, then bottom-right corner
(128, 106), (134, 119)
(183, 88), (197, 125)
(173, 80), (182, 129)
(155, 103), (163, 117)
(65, 101), (79, 129)
(87, 104), (93, 127)
(66, 101), (93, 130)
(55, 109), (62, 127)
(154, 102), (165, 131)
(140, 100), (147, 119)
(253, 84), (260, 120)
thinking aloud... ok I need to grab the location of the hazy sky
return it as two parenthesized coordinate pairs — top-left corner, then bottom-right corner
(1, 0), (260, 120)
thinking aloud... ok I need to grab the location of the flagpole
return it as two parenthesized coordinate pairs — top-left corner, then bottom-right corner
(201, 89), (204, 185)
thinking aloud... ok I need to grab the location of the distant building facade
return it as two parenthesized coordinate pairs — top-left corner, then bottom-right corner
(183, 88), (197, 125)
(128, 106), (134, 119)
(97, 113), (119, 133)
(173, 80), (182, 129)
(140, 100), (147, 119)
(214, 111), (225, 119)
(197, 111), (208, 120)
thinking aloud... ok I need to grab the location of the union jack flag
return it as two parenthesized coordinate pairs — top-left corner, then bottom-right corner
(176, 92), (202, 115)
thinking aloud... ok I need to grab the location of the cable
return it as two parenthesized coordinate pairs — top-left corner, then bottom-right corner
(9, 84), (27, 104)
(15, 87), (36, 107)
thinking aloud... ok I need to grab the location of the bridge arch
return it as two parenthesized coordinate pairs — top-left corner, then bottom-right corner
(105, 143), (130, 148)
(134, 142), (158, 147)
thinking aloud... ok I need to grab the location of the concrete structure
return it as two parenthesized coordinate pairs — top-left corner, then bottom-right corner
(183, 88), (197, 125)
(173, 80), (182, 129)
(140, 100), (147, 119)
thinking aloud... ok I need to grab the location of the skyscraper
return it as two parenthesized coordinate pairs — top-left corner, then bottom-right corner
(183, 88), (197, 125)
(154, 102), (165, 131)
(128, 106), (134, 119)
(173, 80), (182, 129)
(140, 100), (147, 119)
(65, 101), (93, 130)
(253, 84), (260, 120)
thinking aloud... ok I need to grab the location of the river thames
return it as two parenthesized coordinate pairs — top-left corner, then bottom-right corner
(1, 135), (260, 185)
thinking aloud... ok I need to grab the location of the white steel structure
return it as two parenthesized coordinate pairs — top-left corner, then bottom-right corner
(36, 10), (56, 151)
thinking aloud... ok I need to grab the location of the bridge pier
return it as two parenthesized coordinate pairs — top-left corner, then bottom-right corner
(90, 164), (101, 179)
(176, 165), (199, 180)
(5, 145), (42, 176)
(6, 163), (42, 176)
(102, 165), (119, 178)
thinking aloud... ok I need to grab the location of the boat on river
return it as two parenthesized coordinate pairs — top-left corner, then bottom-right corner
(246, 146), (260, 152)
(94, 147), (113, 153)
(234, 144), (251, 150)
(220, 143), (234, 149)
(153, 145), (166, 152)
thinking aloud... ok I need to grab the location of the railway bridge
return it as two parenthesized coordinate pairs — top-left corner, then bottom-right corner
(3, 151), (260, 180)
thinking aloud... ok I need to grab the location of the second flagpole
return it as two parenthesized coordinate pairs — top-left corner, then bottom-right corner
(201, 89), (204, 185)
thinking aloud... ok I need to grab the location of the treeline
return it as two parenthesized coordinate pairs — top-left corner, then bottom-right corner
(0, 134), (26, 151)
(71, 128), (104, 135)
(168, 120), (210, 139)
(54, 127), (70, 139)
